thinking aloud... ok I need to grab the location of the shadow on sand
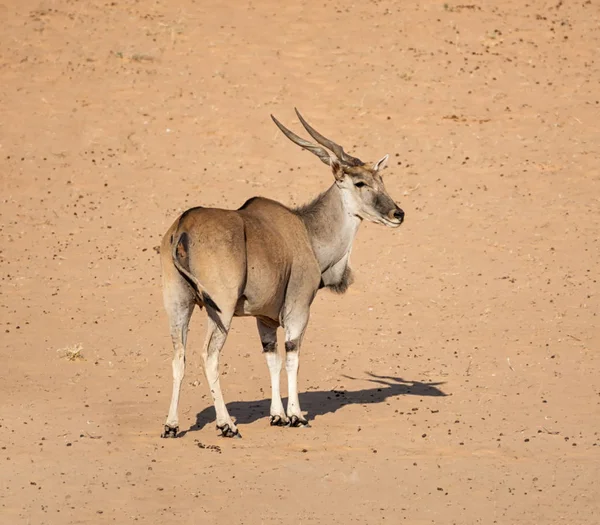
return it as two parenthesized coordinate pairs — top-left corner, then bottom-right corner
(181, 373), (447, 435)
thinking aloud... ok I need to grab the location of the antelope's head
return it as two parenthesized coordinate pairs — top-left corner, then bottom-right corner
(272, 109), (404, 228)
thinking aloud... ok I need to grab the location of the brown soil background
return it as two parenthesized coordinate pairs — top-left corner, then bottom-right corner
(1, 0), (599, 523)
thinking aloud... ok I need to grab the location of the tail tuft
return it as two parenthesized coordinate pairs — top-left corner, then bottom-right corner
(172, 231), (221, 313)
(201, 291), (221, 313)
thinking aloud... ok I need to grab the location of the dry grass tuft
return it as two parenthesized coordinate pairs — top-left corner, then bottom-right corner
(57, 343), (84, 361)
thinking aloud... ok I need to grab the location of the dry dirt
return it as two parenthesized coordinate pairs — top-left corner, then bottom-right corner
(1, 0), (599, 523)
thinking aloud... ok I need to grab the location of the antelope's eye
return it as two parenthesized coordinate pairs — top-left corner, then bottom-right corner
(354, 181), (366, 188)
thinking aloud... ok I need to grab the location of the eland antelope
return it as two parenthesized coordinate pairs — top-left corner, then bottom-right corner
(160, 109), (404, 438)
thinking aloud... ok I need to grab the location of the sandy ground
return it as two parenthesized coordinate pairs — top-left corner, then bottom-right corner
(1, 0), (599, 523)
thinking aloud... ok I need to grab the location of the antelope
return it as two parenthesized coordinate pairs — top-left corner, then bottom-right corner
(160, 109), (404, 438)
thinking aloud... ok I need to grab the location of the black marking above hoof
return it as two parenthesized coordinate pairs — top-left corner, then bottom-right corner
(216, 423), (242, 439)
(289, 415), (310, 428)
(270, 415), (290, 427)
(161, 425), (179, 438)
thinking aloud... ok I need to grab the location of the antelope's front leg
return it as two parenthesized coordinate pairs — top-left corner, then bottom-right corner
(257, 319), (289, 426)
(284, 316), (310, 428)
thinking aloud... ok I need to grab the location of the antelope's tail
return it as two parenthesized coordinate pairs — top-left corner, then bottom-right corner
(171, 231), (221, 313)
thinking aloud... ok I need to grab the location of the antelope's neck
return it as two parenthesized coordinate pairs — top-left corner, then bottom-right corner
(298, 184), (361, 273)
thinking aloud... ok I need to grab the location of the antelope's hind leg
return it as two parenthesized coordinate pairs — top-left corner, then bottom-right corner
(201, 306), (241, 438)
(161, 272), (195, 438)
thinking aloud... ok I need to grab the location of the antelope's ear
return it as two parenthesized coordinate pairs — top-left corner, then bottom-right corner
(329, 152), (344, 181)
(373, 154), (389, 172)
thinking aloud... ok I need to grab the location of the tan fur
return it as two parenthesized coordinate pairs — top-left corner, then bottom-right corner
(159, 112), (404, 438)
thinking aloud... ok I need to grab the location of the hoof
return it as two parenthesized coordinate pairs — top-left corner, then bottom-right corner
(270, 415), (290, 427)
(161, 425), (179, 438)
(217, 423), (242, 439)
(289, 415), (310, 428)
